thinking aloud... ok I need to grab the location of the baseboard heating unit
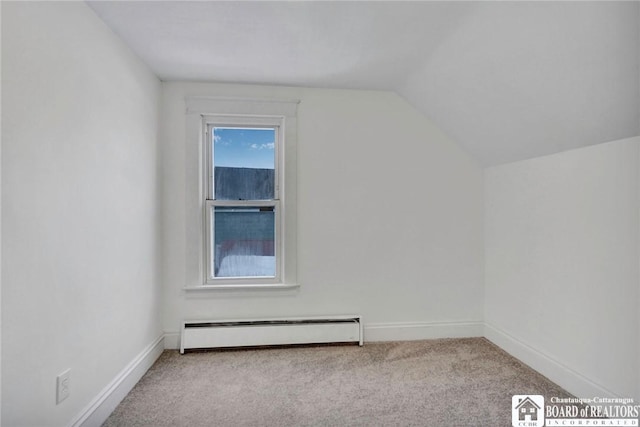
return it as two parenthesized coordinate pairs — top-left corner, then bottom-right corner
(180, 315), (363, 353)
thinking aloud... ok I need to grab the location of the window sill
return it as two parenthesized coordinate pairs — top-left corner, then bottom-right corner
(183, 283), (300, 292)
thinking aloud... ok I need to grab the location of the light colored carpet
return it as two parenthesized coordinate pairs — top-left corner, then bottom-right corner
(103, 338), (572, 426)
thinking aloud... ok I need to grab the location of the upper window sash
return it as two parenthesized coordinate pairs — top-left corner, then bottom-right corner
(204, 117), (282, 202)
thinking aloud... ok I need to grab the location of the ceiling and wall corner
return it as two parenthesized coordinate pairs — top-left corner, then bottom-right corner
(398, 1), (640, 166)
(87, 1), (640, 167)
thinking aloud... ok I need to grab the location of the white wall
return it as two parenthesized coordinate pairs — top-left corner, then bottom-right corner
(161, 82), (484, 344)
(0, 2), (3, 424)
(2, 3), (161, 426)
(485, 137), (640, 399)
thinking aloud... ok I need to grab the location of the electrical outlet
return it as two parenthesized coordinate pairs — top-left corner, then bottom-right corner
(56, 369), (70, 404)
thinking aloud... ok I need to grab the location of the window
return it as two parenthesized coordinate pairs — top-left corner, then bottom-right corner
(204, 118), (282, 284)
(184, 96), (299, 289)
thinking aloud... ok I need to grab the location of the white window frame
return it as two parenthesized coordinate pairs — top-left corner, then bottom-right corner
(184, 97), (299, 291)
(204, 116), (283, 285)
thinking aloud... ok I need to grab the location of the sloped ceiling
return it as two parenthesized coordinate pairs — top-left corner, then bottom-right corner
(88, 1), (639, 166)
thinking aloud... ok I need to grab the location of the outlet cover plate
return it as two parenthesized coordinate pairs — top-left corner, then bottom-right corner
(56, 369), (70, 404)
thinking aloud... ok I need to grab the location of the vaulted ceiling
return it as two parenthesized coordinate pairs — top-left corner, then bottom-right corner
(88, 1), (639, 166)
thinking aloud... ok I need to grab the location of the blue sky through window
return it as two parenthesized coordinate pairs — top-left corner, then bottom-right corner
(213, 128), (275, 169)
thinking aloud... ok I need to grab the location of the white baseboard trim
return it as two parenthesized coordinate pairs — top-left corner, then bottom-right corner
(163, 331), (180, 350)
(70, 335), (165, 427)
(364, 321), (483, 342)
(484, 323), (618, 399)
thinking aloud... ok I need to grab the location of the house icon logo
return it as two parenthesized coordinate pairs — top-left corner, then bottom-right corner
(512, 395), (544, 427)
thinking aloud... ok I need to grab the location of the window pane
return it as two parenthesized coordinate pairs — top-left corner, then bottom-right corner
(213, 127), (275, 200)
(214, 206), (276, 278)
